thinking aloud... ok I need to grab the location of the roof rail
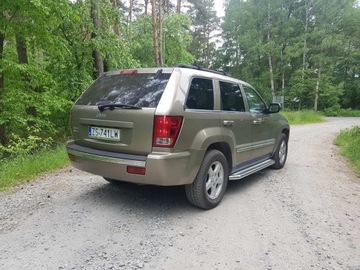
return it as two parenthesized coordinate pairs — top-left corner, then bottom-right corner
(176, 64), (229, 76)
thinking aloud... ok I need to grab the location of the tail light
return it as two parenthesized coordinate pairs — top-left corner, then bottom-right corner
(153, 116), (183, 147)
(127, 166), (146, 175)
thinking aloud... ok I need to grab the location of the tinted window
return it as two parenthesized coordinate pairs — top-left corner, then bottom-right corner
(243, 85), (266, 113)
(76, 72), (170, 108)
(220, 81), (245, 112)
(186, 78), (214, 110)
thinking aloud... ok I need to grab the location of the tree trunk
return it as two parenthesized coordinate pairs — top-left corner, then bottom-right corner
(0, 33), (4, 88)
(166, 0), (170, 13)
(16, 35), (28, 64)
(16, 34), (38, 119)
(129, 0), (133, 22)
(268, 51), (275, 99)
(267, 3), (275, 99)
(110, 0), (120, 36)
(0, 32), (7, 146)
(204, 32), (210, 68)
(151, 0), (160, 66)
(280, 43), (285, 93)
(302, 0), (309, 81)
(145, 0), (149, 15)
(90, 0), (104, 78)
(314, 68), (321, 111)
(235, 33), (240, 67)
(159, 0), (164, 65)
(176, 0), (181, 14)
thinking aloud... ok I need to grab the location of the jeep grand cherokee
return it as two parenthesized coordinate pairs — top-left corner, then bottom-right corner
(66, 65), (290, 209)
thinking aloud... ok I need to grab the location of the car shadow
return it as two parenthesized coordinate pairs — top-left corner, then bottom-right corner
(225, 169), (272, 196)
(74, 170), (270, 216)
(76, 179), (200, 217)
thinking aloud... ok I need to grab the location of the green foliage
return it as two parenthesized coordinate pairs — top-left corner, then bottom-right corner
(129, 14), (194, 67)
(187, 0), (219, 67)
(129, 16), (156, 67)
(162, 14), (195, 66)
(334, 127), (360, 176)
(219, 0), (360, 111)
(0, 0), (145, 159)
(0, 145), (69, 191)
(0, 0), (82, 158)
(280, 110), (325, 125)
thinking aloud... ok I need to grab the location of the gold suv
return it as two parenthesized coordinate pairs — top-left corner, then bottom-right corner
(66, 65), (290, 209)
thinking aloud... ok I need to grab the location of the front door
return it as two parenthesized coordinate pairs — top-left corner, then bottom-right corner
(242, 85), (276, 160)
(218, 81), (253, 167)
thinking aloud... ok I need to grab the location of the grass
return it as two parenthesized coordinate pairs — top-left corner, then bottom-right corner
(324, 108), (360, 117)
(334, 126), (360, 176)
(0, 145), (70, 191)
(280, 110), (325, 125)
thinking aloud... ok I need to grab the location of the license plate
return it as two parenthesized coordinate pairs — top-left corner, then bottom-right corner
(88, 126), (120, 141)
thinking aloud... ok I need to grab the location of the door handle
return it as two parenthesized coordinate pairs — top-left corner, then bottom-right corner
(223, 120), (234, 127)
(253, 119), (262, 125)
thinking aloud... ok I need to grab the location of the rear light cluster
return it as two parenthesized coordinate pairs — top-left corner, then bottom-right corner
(153, 116), (183, 147)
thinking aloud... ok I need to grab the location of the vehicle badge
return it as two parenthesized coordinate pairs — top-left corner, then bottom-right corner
(96, 113), (107, 118)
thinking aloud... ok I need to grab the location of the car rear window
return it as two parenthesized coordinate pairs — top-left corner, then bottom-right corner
(186, 78), (214, 110)
(76, 72), (171, 108)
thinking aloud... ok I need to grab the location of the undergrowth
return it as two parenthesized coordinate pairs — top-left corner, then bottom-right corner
(334, 126), (360, 176)
(0, 145), (69, 191)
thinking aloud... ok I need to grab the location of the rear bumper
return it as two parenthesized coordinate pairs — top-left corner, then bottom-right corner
(66, 141), (203, 186)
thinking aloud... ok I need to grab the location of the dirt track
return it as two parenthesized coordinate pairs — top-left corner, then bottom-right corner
(0, 117), (359, 270)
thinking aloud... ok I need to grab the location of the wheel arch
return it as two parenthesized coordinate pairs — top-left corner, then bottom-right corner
(207, 142), (232, 172)
(282, 128), (290, 141)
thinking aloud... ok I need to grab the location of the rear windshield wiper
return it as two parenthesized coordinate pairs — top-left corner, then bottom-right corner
(97, 103), (142, 112)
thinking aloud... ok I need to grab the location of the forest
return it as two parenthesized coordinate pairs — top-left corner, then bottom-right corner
(0, 0), (359, 159)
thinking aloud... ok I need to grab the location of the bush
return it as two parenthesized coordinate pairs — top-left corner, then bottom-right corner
(334, 127), (360, 176)
(323, 108), (360, 117)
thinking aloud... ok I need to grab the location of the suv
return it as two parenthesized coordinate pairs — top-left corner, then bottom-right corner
(66, 65), (289, 209)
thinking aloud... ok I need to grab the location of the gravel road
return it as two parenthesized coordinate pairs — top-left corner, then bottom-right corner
(1, 117), (360, 270)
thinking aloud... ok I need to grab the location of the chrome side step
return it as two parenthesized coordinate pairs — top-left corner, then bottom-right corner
(229, 159), (275, 180)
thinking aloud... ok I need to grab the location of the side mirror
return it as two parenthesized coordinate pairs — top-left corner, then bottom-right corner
(266, 103), (281, 113)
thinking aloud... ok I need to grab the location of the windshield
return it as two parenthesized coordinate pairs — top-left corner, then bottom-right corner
(76, 72), (171, 108)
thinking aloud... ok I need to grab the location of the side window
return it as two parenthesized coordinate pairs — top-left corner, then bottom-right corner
(243, 85), (266, 113)
(186, 78), (214, 110)
(219, 81), (245, 112)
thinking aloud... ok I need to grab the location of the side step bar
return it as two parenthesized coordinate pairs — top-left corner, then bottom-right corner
(229, 159), (275, 181)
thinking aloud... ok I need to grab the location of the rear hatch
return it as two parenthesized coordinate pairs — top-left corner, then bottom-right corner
(71, 68), (172, 155)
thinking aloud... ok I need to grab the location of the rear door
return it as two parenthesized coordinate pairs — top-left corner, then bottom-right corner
(71, 69), (171, 155)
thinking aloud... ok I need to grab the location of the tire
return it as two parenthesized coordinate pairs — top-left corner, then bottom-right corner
(271, 133), (288, 169)
(185, 150), (229, 210)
